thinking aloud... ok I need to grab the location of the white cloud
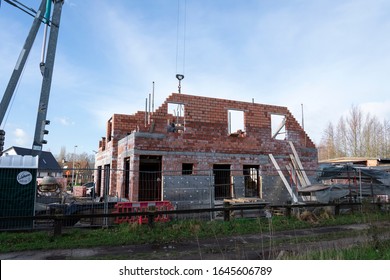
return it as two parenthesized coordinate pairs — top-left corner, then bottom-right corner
(64, 0), (77, 8)
(57, 117), (73, 126)
(3, 0), (390, 154)
(13, 128), (29, 146)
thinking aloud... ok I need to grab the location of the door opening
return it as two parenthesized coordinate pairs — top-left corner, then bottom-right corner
(243, 165), (260, 197)
(213, 164), (231, 200)
(139, 155), (162, 201)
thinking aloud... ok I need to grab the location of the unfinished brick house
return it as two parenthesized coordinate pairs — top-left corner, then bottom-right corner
(94, 93), (318, 209)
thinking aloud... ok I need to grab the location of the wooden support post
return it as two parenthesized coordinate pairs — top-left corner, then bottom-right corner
(289, 155), (307, 187)
(289, 141), (311, 185)
(269, 154), (298, 203)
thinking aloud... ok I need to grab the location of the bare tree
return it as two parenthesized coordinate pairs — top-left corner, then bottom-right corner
(362, 113), (374, 157)
(319, 122), (336, 160)
(335, 116), (348, 157)
(346, 105), (363, 157)
(57, 146), (66, 161)
(320, 104), (390, 160)
(362, 114), (383, 157)
(70, 152), (95, 184)
(383, 120), (390, 157)
(54, 150), (95, 185)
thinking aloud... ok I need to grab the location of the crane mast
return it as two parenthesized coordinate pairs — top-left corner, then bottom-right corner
(32, 0), (63, 155)
(0, 0), (64, 156)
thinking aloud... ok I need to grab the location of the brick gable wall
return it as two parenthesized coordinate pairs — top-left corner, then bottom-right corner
(95, 93), (318, 201)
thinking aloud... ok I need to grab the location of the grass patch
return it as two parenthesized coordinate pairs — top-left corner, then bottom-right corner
(286, 239), (390, 260)
(0, 211), (389, 253)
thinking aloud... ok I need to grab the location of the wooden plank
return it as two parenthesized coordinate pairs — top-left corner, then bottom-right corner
(286, 164), (299, 187)
(269, 154), (298, 203)
(286, 164), (309, 202)
(289, 141), (311, 185)
(259, 175), (263, 199)
(224, 198), (265, 204)
(289, 154), (307, 187)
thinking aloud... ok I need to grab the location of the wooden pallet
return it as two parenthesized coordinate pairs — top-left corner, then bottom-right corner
(272, 208), (285, 216)
(224, 198), (265, 204)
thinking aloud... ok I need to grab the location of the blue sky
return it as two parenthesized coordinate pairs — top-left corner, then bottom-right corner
(1, 0), (390, 157)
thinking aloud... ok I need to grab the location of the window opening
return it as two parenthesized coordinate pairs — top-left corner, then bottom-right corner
(167, 102), (185, 132)
(182, 163), (193, 175)
(228, 109), (245, 136)
(271, 114), (286, 140)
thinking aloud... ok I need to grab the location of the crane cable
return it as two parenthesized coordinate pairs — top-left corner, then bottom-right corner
(3, 0), (52, 25)
(3, 0), (37, 19)
(175, 0), (187, 76)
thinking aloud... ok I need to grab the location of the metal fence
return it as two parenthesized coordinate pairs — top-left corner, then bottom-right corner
(2, 164), (390, 231)
(0, 166), (273, 230)
(1, 201), (389, 235)
(7, 165), (318, 202)
(91, 168), (268, 205)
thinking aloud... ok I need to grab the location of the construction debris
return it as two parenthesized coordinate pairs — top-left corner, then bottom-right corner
(299, 164), (390, 203)
(298, 210), (319, 224)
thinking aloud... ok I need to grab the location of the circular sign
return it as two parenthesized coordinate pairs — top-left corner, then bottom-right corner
(17, 171), (33, 185)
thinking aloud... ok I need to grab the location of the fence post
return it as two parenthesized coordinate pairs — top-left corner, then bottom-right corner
(376, 202), (382, 212)
(223, 201), (231, 221)
(147, 212), (155, 228)
(335, 204), (340, 216)
(285, 205), (291, 217)
(53, 217), (62, 236)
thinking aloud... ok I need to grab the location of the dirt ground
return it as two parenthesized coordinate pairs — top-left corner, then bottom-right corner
(1, 221), (390, 260)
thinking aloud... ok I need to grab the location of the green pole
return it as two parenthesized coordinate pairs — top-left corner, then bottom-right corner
(44, 0), (52, 24)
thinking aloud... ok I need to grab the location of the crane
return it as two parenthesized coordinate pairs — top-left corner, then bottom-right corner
(0, 0), (64, 156)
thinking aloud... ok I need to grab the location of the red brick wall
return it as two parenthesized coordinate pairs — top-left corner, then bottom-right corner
(95, 93), (318, 200)
(131, 94), (314, 153)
